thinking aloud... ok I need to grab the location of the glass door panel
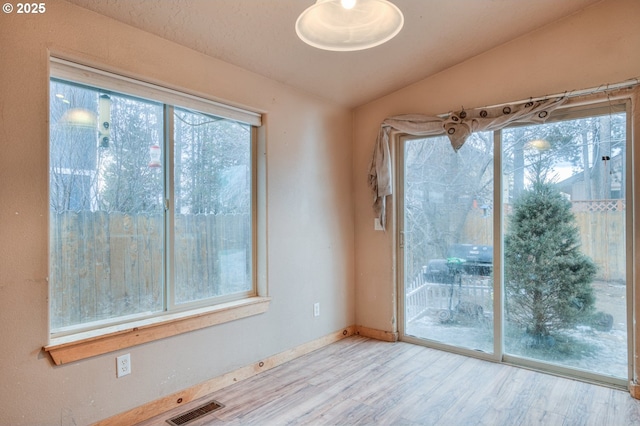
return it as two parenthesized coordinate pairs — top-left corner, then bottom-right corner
(502, 111), (628, 379)
(403, 133), (494, 353)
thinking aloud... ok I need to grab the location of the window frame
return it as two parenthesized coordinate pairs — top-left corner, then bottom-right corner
(45, 58), (269, 364)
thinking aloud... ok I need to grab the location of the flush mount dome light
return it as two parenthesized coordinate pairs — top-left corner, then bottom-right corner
(296, 0), (404, 51)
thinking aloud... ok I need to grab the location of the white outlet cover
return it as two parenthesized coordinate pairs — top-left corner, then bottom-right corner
(116, 353), (131, 378)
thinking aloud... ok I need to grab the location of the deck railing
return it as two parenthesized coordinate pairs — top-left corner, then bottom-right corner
(405, 272), (493, 324)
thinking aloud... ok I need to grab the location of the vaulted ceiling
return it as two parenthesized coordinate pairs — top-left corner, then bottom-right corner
(65, 0), (602, 107)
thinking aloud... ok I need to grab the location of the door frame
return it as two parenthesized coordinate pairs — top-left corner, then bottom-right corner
(396, 94), (636, 390)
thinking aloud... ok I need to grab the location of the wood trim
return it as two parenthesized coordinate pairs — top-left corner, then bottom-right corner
(92, 326), (356, 426)
(355, 325), (398, 342)
(45, 297), (271, 365)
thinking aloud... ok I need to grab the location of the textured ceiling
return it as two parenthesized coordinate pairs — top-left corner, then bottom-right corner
(64, 0), (602, 108)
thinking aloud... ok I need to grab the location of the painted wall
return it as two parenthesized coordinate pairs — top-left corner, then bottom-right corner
(0, 1), (354, 424)
(353, 0), (640, 332)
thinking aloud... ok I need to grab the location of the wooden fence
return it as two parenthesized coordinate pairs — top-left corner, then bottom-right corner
(573, 209), (626, 281)
(463, 200), (626, 281)
(49, 211), (251, 331)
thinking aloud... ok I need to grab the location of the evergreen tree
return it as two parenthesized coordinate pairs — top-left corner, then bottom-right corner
(504, 182), (596, 344)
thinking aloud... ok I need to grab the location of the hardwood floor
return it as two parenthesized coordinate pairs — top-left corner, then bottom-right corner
(136, 336), (640, 425)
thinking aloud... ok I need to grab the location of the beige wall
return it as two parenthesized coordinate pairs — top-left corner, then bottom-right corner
(0, 1), (354, 424)
(2, 0), (640, 423)
(353, 0), (640, 332)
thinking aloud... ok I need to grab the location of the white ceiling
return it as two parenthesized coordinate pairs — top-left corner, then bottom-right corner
(65, 0), (602, 108)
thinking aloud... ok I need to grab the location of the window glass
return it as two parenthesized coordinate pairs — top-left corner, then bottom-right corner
(502, 111), (627, 379)
(49, 75), (257, 335)
(403, 132), (494, 353)
(173, 108), (253, 305)
(49, 80), (164, 332)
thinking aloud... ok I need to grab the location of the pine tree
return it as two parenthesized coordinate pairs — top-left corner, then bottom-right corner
(504, 182), (596, 344)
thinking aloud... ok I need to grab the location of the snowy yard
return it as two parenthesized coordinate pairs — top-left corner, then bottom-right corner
(406, 280), (628, 379)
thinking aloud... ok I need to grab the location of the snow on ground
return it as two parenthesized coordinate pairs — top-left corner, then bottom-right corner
(406, 281), (628, 379)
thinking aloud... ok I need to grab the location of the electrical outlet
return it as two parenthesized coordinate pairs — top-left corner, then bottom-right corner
(314, 302), (320, 317)
(116, 353), (131, 378)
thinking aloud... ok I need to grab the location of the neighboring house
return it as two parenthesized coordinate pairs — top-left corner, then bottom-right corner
(556, 153), (624, 202)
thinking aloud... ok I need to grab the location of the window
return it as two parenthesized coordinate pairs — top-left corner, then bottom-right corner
(48, 59), (263, 341)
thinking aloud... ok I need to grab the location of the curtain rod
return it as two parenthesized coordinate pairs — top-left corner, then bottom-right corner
(465, 77), (640, 112)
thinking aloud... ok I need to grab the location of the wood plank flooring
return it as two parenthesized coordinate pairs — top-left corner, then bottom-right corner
(136, 336), (640, 425)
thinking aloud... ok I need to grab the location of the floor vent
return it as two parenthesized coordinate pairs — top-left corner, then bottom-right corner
(166, 399), (225, 426)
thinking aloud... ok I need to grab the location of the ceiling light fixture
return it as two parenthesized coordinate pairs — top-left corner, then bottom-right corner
(295, 0), (404, 52)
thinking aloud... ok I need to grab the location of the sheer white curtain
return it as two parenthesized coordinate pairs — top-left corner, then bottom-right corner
(368, 97), (567, 229)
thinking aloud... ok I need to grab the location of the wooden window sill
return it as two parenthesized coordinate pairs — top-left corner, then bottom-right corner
(44, 297), (271, 365)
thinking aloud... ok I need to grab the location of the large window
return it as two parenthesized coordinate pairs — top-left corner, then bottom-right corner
(49, 59), (260, 337)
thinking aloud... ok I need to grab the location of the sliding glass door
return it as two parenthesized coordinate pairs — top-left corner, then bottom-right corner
(400, 101), (630, 384)
(501, 107), (629, 380)
(402, 132), (495, 354)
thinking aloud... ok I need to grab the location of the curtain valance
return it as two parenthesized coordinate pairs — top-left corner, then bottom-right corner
(367, 97), (567, 229)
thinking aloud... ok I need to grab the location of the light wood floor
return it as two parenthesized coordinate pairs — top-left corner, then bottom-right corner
(137, 335), (640, 425)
